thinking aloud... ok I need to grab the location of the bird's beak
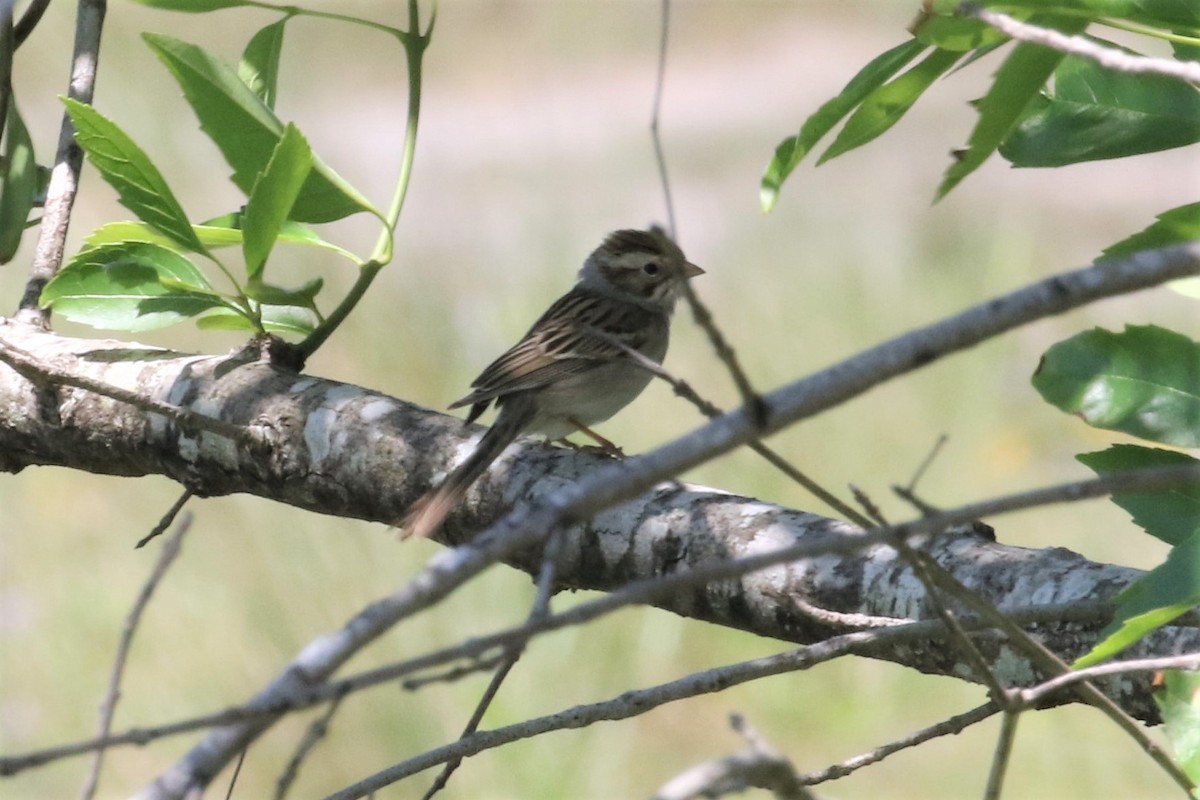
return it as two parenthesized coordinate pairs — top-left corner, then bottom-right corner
(683, 262), (704, 279)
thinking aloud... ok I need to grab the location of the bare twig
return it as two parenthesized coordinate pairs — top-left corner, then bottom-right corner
(274, 698), (344, 800)
(322, 620), (1014, 800)
(135, 489), (194, 549)
(906, 434), (948, 493)
(419, 529), (566, 798)
(223, 749), (247, 800)
(581, 322), (868, 526)
(14, 0), (52, 46)
(899, 546), (1195, 794)
(1018, 653), (1200, 706)
(0, 603), (1113, 780)
(963, 3), (1200, 84)
(80, 513), (192, 800)
(646, 0), (765, 421)
(798, 702), (1000, 785)
(649, 0), (675, 236)
(652, 713), (813, 800)
(984, 711), (1019, 800)
(0, 334), (255, 445)
(18, 0), (106, 322)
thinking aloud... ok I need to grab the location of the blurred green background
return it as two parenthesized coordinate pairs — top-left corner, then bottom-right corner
(2, 1), (1199, 798)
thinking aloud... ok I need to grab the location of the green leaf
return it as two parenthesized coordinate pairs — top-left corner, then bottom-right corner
(62, 98), (205, 253)
(1001, 50), (1200, 167)
(243, 124), (313, 279)
(937, 15), (1089, 200)
(1078, 445), (1200, 546)
(40, 242), (226, 331)
(240, 18), (288, 108)
(1074, 528), (1200, 668)
(85, 218), (360, 263)
(818, 47), (962, 165)
(129, 0), (253, 11)
(760, 38), (926, 212)
(244, 277), (323, 307)
(198, 304), (315, 335)
(913, 14), (1009, 53)
(143, 34), (377, 224)
(1102, 202), (1200, 300)
(0, 99), (38, 263)
(1156, 670), (1200, 788)
(1102, 202), (1200, 258)
(1034, 325), (1200, 447)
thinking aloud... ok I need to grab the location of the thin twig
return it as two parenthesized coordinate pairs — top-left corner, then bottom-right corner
(983, 711), (1019, 800)
(224, 749), (247, 800)
(18, 0), (106, 321)
(14, 0), (52, 46)
(645, 0), (766, 423)
(906, 434), (948, 493)
(900, 546), (1195, 794)
(322, 621), (1013, 800)
(649, 0), (675, 236)
(797, 702), (1000, 785)
(0, 604), (1112, 779)
(581, 322), (869, 526)
(962, 3), (1200, 84)
(80, 513), (192, 800)
(274, 698), (344, 800)
(652, 713), (812, 800)
(419, 528), (565, 799)
(1018, 653), (1200, 706)
(0, 335), (255, 445)
(135, 489), (194, 549)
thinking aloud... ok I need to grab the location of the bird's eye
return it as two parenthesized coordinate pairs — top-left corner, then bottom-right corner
(641, 262), (660, 276)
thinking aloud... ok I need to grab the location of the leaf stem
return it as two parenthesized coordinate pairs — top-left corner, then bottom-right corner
(297, 0), (430, 358)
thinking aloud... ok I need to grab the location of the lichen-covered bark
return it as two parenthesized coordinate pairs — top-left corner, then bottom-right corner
(1, 318), (1193, 723)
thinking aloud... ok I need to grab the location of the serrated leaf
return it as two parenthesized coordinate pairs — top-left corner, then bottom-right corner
(1102, 202), (1200, 258)
(1078, 445), (1200, 546)
(1001, 50), (1200, 166)
(937, 15), (1089, 200)
(1156, 670), (1200, 787)
(818, 47), (962, 165)
(40, 242), (226, 331)
(1033, 325), (1200, 447)
(760, 38), (926, 212)
(1101, 202), (1200, 300)
(143, 34), (377, 224)
(85, 218), (360, 263)
(0, 99), (38, 263)
(240, 18), (288, 108)
(243, 124), (312, 279)
(129, 0), (253, 11)
(62, 98), (205, 253)
(1074, 528), (1200, 668)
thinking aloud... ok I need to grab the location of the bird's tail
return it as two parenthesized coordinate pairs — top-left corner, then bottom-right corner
(399, 410), (528, 540)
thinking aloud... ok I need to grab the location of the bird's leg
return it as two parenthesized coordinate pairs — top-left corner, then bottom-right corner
(558, 417), (625, 458)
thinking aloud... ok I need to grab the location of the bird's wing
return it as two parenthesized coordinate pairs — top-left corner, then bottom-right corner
(449, 289), (659, 410)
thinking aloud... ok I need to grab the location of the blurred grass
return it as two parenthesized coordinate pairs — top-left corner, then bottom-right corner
(2, 1), (1198, 798)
